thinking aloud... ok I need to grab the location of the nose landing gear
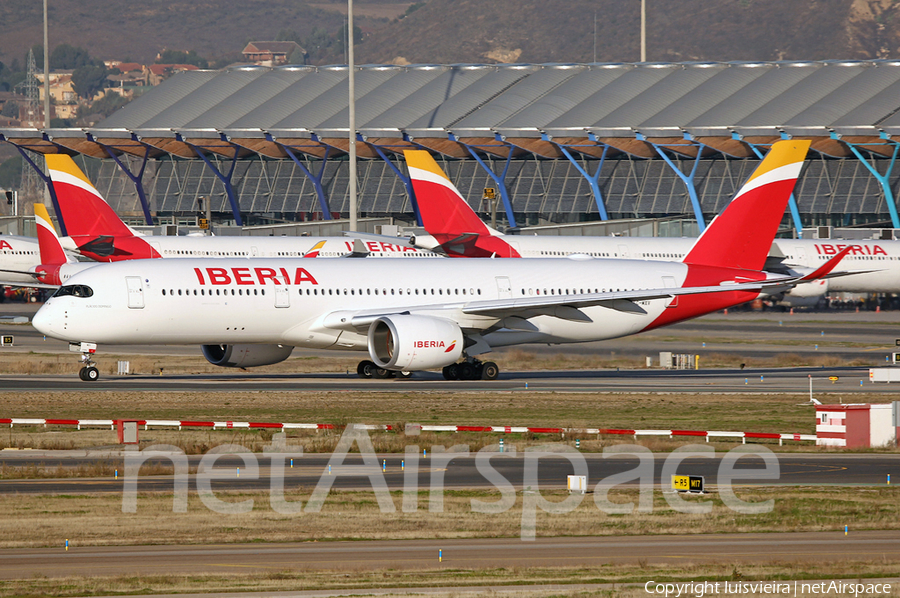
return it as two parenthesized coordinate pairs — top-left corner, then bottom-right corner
(70, 342), (100, 382)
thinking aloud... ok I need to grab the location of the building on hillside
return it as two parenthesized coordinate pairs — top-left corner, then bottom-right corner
(34, 71), (77, 105)
(147, 64), (200, 86)
(241, 41), (307, 66)
(105, 61), (149, 89)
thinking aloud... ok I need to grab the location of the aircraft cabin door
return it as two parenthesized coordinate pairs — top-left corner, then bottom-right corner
(495, 276), (512, 299)
(794, 246), (807, 266)
(251, 246), (259, 257)
(662, 275), (678, 308)
(275, 286), (290, 308)
(125, 276), (144, 309)
(617, 244), (630, 258)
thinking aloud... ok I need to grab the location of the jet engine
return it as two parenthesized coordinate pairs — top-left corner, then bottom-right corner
(785, 278), (829, 298)
(367, 315), (464, 371)
(409, 234), (440, 251)
(201, 344), (294, 368)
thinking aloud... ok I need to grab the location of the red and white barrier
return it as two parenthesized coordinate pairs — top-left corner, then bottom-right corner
(0, 418), (814, 445)
(416, 425), (814, 446)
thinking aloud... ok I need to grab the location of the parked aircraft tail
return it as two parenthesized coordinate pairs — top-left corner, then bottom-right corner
(45, 154), (160, 261)
(34, 203), (69, 266)
(404, 150), (519, 257)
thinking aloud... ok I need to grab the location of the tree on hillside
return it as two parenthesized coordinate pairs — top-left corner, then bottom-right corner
(82, 92), (128, 118)
(156, 49), (208, 68)
(50, 44), (95, 70)
(72, 64), (109, 100)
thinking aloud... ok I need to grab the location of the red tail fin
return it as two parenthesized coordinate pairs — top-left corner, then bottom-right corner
(684, 139), (810, 271)
(404, 150), (519, 257)
(34, 203), (68, 266)
(45, 154), (134, 238)
(405, 150), (493, 237)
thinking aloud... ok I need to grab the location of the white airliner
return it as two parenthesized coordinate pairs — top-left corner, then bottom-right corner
(33, 140), (851, 382)
(404, 150), (900, 303)
(45, 154), (437, 261)
(0, 234), (44, 286)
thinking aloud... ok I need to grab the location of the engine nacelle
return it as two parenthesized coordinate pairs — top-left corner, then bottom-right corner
(201, 344), (294, 368)
(785, 278), (829, 298)
(410, 234), (440, 251)
(367, 315), (463, 371)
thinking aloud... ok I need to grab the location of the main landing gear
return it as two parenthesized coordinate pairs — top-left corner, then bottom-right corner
(442, 358), (499, 381)
(354, 359), (500, 381)
(356, 360), (412, 380)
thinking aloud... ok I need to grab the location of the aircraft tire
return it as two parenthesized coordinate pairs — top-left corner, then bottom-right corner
(458, 363), (476, 380)
(396, 371), (413, 379)
(442, 364), (459, 380)
(372, 367), (393, 379)
(357, 360), (376, 378)
(78, 367), (88, 381)
(84, 366), (100, 382)
(480, 362), (499, 380)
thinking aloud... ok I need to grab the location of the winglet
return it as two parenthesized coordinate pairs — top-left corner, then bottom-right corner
(684, 139), (810, 271)
(34, 203), (69, 266)
(45, 154), (134, 238)
(797, 245), (852, 282)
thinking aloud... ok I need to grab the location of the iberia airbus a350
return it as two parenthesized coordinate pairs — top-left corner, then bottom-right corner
(33, 140), (850, 382)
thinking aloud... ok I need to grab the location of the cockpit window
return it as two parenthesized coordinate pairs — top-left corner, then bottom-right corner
(53, 284), (93, 298)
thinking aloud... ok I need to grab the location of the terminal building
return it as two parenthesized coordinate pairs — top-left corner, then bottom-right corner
(3, 59), (900, 238)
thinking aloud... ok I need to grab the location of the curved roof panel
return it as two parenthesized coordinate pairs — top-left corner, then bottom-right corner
(95, 69), (222, 130)
(5, 59), (900, 162)
(139, 66), (270, 130)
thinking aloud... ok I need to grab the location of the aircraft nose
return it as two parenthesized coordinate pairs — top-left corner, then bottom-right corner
(31, 303), (58, 338)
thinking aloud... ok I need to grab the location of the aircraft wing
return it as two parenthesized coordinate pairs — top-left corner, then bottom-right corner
(321, 249), (853, 333)
(320, 277), (793, 333)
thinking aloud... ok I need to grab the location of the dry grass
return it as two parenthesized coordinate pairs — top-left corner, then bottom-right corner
(3, 560), (899, 598)
(0, 460), (180, 479)
(2, 487), (898, 550)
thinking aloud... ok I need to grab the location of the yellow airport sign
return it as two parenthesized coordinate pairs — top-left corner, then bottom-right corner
(671, 474), (704, 493)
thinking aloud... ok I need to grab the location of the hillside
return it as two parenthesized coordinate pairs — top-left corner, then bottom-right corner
(1, 0), (899, 72)
(356, 0), (898, 65)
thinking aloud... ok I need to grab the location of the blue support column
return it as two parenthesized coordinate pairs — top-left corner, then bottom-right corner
(183, 137), (243, 226)
(13, 144), (63, 235)
(454, 135), (517, 229)
(646, 136), (706, 231)
(746, 141), (805, 238)
(370, 143), (422, 226)
(90, 137), (154, 225)
(280, 143), (333, 220)
(833, 131), (900, 229)
(553, 139), (609, 220)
